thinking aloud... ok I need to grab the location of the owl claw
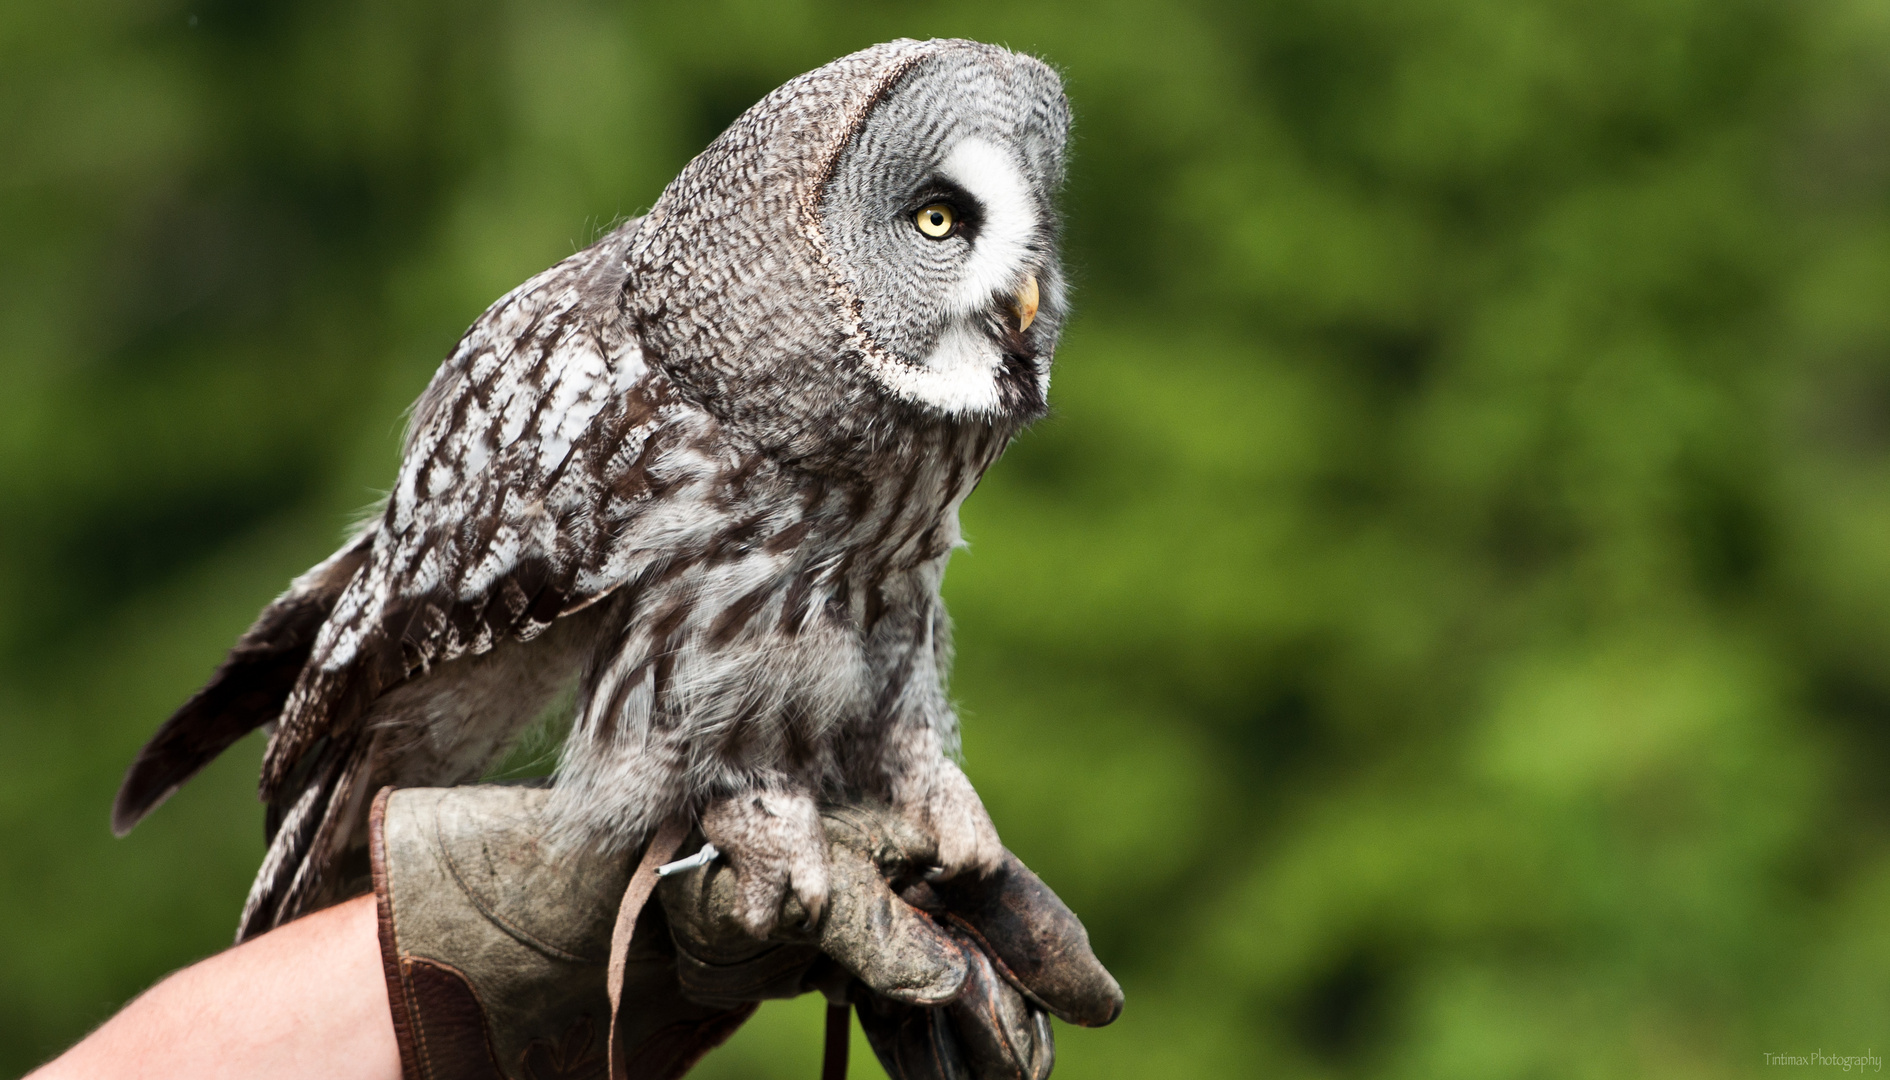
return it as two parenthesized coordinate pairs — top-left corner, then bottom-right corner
(908, 759), (1004, 881)
(699, 787), (830, 937)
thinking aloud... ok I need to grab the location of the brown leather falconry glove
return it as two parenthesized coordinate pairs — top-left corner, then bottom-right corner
(369, 785), (1122, 1080)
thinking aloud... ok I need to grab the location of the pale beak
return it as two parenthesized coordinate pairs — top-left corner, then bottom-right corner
(1011, 274), (1040, 333)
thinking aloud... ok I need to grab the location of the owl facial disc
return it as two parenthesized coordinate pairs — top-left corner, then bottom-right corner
(817, 44), (1070, 421)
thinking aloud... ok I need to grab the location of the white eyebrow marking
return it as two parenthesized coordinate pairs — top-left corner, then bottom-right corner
(938, 136), (1037, 314)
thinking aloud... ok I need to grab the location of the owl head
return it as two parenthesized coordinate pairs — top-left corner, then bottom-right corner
(628, 40), (1071, 456)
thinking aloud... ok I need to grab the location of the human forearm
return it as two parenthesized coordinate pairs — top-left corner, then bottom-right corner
(29, 894), (399, 1080)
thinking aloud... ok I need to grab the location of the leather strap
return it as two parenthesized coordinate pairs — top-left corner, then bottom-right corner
(608, 818), (688, 1080)
(821, 1002), (850, 1080)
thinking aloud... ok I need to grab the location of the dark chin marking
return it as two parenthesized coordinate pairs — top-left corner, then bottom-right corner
(984, 308), (1048, 420)
(995, 350), (1047, 419)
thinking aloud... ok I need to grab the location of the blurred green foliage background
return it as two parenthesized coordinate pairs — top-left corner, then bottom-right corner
(5, 0), (1890, 1074)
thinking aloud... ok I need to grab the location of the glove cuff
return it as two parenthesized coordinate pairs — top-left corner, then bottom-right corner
(369, 785), (752, 1080)
(373, 788), (499, 1080)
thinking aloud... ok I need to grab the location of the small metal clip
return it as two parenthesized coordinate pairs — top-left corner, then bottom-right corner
(655, 842), (720, 877)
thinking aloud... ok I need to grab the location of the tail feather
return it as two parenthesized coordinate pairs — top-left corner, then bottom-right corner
(238, 757), (335, 940)
(112, 533), (372, 837)
(237, 736), (372, 942)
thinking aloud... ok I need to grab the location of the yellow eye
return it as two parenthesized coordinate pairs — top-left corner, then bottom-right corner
(915, 203), (955, 238)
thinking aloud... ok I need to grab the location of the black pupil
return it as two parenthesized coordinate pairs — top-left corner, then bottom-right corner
(928, 211), (944, 227)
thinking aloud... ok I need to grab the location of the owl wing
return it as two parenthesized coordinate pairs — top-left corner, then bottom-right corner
(259, 221), (732, 799)
(110, 528), (374, 837)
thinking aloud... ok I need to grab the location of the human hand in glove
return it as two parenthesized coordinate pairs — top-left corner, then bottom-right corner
(372, 784), (1121, 1080)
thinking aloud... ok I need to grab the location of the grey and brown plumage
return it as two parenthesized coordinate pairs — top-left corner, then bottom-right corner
(112, 38), (1071, 941)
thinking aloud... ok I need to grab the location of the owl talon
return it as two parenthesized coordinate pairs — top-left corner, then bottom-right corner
(700, 787), (831, 937)
(906, 759), (1005, 882)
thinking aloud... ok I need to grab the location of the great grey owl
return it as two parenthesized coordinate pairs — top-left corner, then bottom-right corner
(111, 38), (1070, 942)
